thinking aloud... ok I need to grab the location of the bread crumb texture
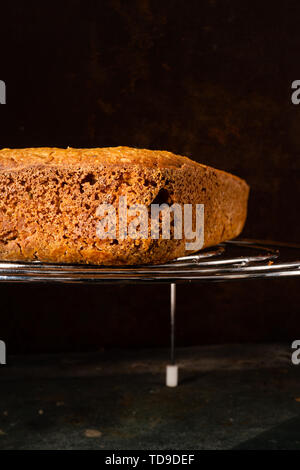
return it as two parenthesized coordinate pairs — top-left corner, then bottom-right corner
(0, 147), (249, 265)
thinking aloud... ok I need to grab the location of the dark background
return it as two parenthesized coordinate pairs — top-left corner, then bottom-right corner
(0, 0), (299, 353)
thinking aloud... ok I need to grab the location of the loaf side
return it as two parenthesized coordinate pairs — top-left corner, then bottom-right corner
(0, 147), (249, 265)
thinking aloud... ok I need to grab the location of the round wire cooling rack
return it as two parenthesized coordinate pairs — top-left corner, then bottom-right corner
(1, 238), (299, 387)
(0, 238), (299, 284)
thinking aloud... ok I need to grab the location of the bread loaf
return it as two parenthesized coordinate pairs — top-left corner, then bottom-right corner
(0, 147), (249, 265)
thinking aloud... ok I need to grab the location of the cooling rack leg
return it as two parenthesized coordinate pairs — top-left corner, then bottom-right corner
(166, 283), (179, 387)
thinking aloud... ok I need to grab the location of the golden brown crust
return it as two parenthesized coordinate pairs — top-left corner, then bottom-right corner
(0, 146), (197, 169)
(0, 147), (249, 265)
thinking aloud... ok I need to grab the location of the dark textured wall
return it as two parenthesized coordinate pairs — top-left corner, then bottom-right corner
(0, 1), (299, 352)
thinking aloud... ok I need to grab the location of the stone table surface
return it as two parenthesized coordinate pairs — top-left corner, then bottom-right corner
(0, 343), (300, 450)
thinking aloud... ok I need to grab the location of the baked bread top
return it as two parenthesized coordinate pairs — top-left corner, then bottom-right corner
(0, 146), (248, 185)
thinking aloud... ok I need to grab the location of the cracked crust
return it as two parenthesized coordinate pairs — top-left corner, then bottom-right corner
(0, 146), (249, 265)
(0, 146), (199, 169)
